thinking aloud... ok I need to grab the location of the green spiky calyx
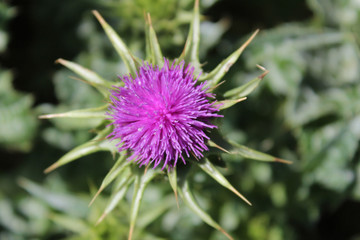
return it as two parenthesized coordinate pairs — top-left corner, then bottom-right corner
(40, 1), (289, 239)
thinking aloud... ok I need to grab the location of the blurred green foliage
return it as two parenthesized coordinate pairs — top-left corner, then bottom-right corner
(0, 71), (37, 151)
(1, 0), (360, 239)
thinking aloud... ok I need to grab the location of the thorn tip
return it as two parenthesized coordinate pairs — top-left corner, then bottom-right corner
(89, 187), (104, 207)
(128, 224), (134, 240)
(44, 163), (59, 174)
(95, 213), (106, 226)
(275, 158), (293, 164)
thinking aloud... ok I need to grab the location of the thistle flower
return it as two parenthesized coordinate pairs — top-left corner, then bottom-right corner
(107, 60), (221, 169)
(40, 1), (290, 239)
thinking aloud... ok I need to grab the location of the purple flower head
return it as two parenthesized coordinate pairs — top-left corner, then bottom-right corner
(107, 59), (222, 169)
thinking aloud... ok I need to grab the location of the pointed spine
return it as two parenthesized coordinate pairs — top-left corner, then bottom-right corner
(56, 58), (113, 96)
(44, 127), (116, 173)
(92, 10), (137, 76)
(197, 158), (251, 205)
(179, 180), (234, 240)
(200, 30), (259, 87)
(146, 13), (164, 67)
(128, 169), (158, 240)
(182, 0), (201, 71)
(39, 105), (107, 119)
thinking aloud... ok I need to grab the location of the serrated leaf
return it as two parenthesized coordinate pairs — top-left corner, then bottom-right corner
(56, 58), (113, 97)
(146, 13), (164, 67)
(197, 158), (251, 205)
(183, 0), (201, 72)
(228, 140), (291, 164)
(128, 169), (158, 240)
(39, 105), (107, 119)
(224, 67), (268, 98)
(89, 154), (131, 206)
(44, 127), (117, 173)
(178, 180), (233, 240)
(92, 10), (137, 76)
(200, 30), (259, 87)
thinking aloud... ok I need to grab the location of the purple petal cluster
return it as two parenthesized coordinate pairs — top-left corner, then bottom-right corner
(107, 60), (222, 169)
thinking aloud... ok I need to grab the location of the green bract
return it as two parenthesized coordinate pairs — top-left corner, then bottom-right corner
(40, 1), (288, 239)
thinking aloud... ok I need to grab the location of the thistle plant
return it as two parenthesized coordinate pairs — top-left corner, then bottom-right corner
(40, 1), (290, 239)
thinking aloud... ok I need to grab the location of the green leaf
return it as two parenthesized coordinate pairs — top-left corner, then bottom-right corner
(50, 213), (89, 234)
(300, 120), (359, 191)
(228, 140), (291, 164)
(178, 180), (233, 240)
(56, 58), (113, 97)
(44, 127), (117, 173)
(224, 67), (268, 98)
(197, 158), (251, 205)
(0, 72), (37, 151)
(0, 198), (28, 234)
(200, 30), (259, 87)
(18, 178), (88, 217)
(92, 10), (137, 76)
(128, 169), (158, 240)
(89, 154), (131, 206)
(39, 105), (107, 119)
(145, 13), (164, 67)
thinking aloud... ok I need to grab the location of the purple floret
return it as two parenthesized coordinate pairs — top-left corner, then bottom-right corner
(107, 59), (222, 169)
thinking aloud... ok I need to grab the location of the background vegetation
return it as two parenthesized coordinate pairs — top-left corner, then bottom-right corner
(1, 0), (360, 239)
